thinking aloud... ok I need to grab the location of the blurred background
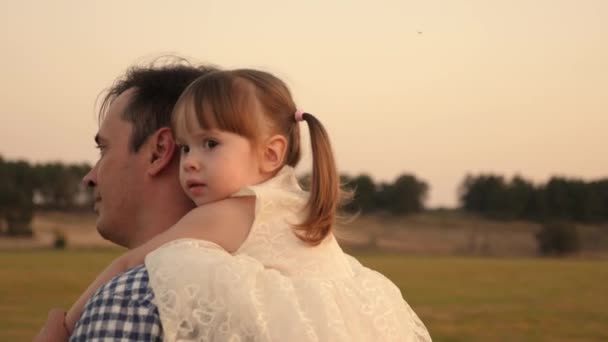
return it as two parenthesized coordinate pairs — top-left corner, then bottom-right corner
(0, 0), (606, 341)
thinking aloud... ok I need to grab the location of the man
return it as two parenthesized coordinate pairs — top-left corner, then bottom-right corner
(36, 60), (218, 341)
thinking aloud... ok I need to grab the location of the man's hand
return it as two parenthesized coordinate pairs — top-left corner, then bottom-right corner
(33, 308), (69, 342)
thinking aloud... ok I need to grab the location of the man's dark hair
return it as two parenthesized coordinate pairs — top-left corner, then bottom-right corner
(99, 58), (218, 152)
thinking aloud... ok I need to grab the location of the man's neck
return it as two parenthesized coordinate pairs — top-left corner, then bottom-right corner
(130, 186), (194, 249)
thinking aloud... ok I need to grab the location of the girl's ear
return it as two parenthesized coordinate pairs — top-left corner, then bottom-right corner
(260, 134), (287, 174)
(146, 127), (177, 176)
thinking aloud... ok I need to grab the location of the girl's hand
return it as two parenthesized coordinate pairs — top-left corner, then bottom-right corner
(33, 308), (70, 342)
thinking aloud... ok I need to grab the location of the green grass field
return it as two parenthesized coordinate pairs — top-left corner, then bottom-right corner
(1, 249), (606, 341)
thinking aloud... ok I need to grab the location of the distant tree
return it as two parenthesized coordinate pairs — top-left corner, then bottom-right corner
(0, 159), (35, 236)
(505, 175), (535, 219)
(544, 177), (587, 221)
(344, 174), (377, 213)
(460, 172), (608, 224)
(339, 174), (353, 190)
(585, 180), (608, 222)
(0, 158), (93, 237)
(380, 174), (428, 215)
(32, 162), (91, 209)
(524, 188), (549, 222)
(459, 174), (509, 218)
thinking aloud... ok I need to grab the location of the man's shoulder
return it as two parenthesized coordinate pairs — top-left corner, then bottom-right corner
(94, 263), (154, 301)
(70, 264), (162, 342)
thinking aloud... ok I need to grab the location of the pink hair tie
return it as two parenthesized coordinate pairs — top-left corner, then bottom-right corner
(294, 110), (305, 122)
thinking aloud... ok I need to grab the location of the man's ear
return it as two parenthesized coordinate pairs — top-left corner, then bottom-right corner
(146, 127), (177, 176)
(260, 134), (287, 174)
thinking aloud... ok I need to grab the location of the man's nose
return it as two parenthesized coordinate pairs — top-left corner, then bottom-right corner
(82, 166), (97, 188)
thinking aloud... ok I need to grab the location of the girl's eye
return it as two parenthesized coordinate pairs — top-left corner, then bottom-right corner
(204, 139), (219, 149)
(178, 144), (190, 154)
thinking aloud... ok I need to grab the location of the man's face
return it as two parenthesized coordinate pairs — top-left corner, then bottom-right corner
(82, 89), (145, 247)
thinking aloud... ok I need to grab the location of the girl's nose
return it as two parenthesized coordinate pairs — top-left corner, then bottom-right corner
(182, 154), (201, 172)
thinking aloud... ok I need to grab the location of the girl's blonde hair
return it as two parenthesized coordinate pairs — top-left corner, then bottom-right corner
(172, 69), (342, 245)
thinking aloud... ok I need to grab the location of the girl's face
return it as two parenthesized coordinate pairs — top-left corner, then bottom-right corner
(176, 126), (264, 206)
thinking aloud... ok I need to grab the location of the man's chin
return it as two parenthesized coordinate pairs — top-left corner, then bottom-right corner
(96, 219), (125, 247)
(96, 224), (112, 242)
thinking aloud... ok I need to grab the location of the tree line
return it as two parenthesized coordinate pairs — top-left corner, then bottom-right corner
(339, 174), (429, 215)
(0, 156), (431, 236)
(459, 174), (608, 223)
(2, 155), (607, 243)
(0, 157), (92, 235)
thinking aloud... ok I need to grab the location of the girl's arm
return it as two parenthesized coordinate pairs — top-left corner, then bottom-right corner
(63, 197), (254, 334)
(63, 252), (134, 334)
(34, 308), (69, 342)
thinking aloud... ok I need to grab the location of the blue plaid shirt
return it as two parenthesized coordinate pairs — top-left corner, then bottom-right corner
(70, 264), (163, 341)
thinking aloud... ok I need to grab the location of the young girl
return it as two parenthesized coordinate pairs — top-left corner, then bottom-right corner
(65, 69), (432, 341)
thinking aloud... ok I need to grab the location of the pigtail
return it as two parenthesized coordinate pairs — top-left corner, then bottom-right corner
(295, 113), (340, 245)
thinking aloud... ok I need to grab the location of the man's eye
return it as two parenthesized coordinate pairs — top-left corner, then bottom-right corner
(204, 140), (219, 149)
(95, 145), (106, 155)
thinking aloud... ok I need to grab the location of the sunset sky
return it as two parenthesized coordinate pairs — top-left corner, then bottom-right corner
(1, 0), (606, 207)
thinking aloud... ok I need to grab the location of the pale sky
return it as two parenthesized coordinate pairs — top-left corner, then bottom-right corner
(1, 0), (606, 207)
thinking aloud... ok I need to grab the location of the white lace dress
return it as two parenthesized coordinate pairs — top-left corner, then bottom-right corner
(145, 166), (432, 341)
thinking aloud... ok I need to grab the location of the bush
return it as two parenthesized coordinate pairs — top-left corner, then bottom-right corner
(535, 221), (580, 256)
(53, 230), (67, 249)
